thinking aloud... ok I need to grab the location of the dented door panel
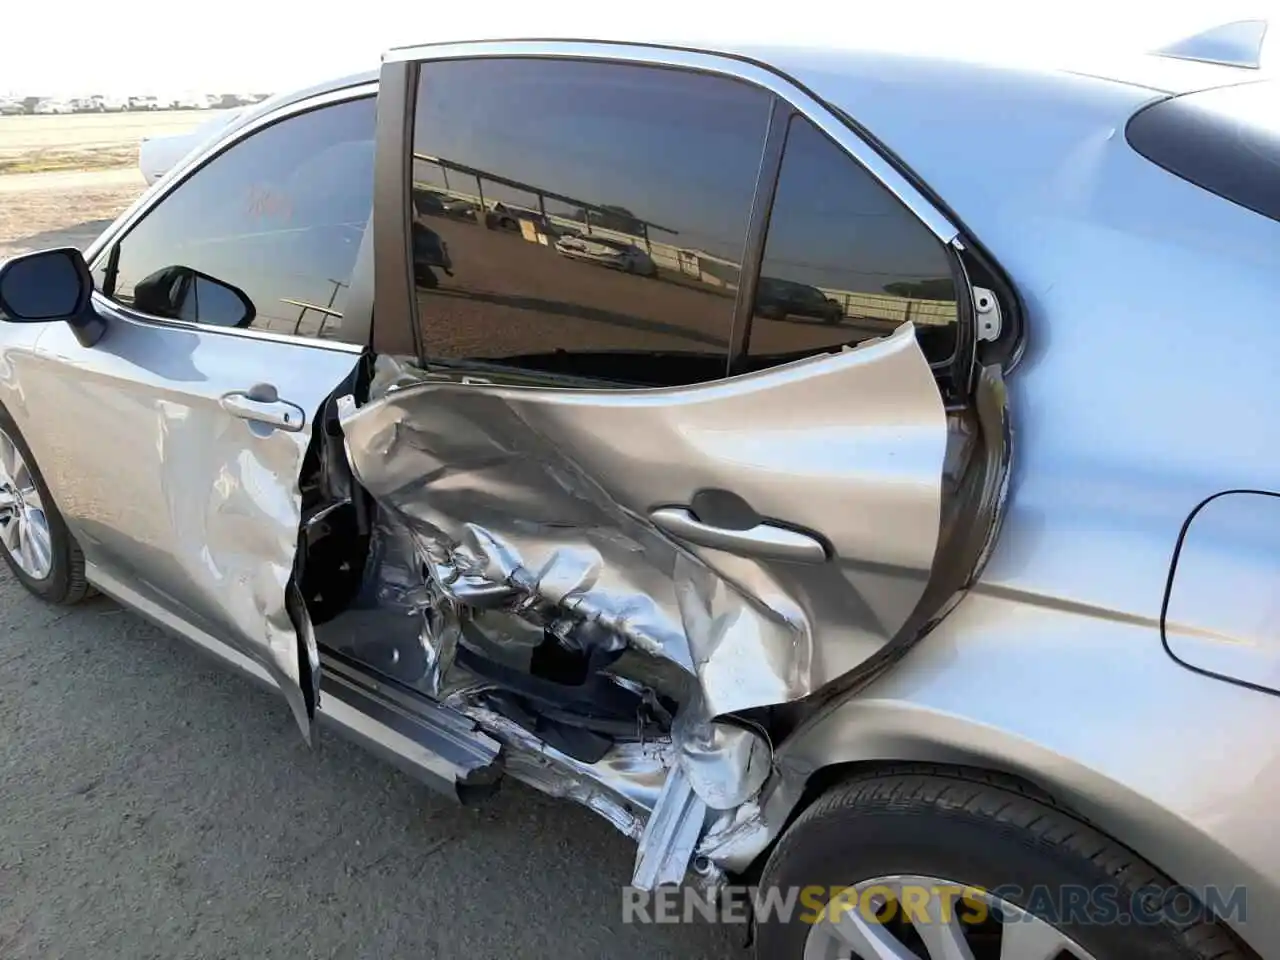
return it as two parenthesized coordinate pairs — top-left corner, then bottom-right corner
(340, 323), (947, 717)
(21, 311), (362, 738)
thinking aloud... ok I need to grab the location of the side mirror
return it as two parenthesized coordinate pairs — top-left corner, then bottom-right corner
(0, 247), (106, 347)
(133, 265), (256, 329)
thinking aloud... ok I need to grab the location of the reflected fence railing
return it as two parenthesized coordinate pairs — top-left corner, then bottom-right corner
(411, 154), (957, 328)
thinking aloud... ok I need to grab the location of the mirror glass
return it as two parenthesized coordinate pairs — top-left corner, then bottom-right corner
(132, 265), (255, 328)
(0, 248), (87, 321)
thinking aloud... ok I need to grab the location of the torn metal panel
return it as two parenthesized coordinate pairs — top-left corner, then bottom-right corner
(340, 323), (948, 719)
(675, 710), (772, 811)
(632, 762), (710, 890)
(448, 693), (670, 838)
(314, 506), (460, 691)
(697, 772), (807, 873)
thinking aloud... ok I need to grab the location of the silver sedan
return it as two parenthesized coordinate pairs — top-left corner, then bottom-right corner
(1, 22), (1277, 960)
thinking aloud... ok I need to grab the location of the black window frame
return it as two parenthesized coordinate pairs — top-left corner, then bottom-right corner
(376, 49), (975, 398)
(87, 89), (379, 351)
(731, 103), (973, 399)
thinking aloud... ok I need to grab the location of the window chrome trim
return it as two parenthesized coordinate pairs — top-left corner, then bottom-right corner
(384, 39), (959, 243)
(84, 81), (378, 353)
(91, 295), (366, 354)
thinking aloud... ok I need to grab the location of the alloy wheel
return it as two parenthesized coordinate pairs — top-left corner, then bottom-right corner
(803, 874), (1098, 960)
(0, 427), (54, 580)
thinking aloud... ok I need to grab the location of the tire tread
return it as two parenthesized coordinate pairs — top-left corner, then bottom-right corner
(762, 764), (1254, 960)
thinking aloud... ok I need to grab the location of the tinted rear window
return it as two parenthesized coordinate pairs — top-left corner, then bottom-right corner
(1126, 80), (1280, 224)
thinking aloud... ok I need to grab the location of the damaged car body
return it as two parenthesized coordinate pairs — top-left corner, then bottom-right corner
(2, 27), (1279, 960)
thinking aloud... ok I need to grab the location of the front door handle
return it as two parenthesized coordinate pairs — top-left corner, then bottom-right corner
(220, 383), (306, 432)
(649, 507), (828, 563)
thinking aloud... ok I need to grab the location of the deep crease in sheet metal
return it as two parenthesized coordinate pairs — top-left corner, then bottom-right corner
(158, 397), (320, 739)
(337, 323), (947, 719)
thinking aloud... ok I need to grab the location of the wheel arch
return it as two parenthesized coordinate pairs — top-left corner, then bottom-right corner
(736, 697), (1268, 954)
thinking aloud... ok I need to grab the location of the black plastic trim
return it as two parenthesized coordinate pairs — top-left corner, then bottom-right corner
(1159, 488), (1280, 700)
(727, 96), (793, 377)
(1126, 82), (1280, 226)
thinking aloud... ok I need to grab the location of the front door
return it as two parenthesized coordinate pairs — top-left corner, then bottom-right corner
(16, 91), (378, 736)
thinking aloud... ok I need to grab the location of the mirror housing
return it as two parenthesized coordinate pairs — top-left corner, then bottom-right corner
(0, 247), (106, 347)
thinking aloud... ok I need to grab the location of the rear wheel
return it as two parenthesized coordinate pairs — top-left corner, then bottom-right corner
(0, 411), (91, 605)
(755, 768), (1249, 960)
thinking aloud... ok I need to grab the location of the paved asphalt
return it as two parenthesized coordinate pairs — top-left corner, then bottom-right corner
(0, 569), (748, 959)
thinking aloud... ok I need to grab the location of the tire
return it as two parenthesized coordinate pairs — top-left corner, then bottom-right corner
(0, 407), (92, 605)
(755, 766), (1249, 960)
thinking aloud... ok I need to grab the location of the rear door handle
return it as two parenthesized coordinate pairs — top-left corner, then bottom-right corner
(220, 383), (305, 432)
(649, 507), (827, 563)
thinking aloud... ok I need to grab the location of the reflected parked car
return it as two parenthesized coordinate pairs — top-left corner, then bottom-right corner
(484, 201), (524, 231)
(0, 98), (24, 116)
(128, 95), (162, 111)
(755, 276), (843, 323)
(412, 189), (477, 221)
(411, 220), (453, 287)
(553, 231), (657, 275)
(439, 196), (477, 220)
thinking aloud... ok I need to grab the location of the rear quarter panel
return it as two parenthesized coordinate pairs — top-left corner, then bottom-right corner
(772, 53), (1280, 955)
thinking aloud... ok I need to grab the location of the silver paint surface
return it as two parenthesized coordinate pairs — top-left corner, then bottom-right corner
(8, 308), (359, 736)
(339, 323), (947, 720)
(1153, 19), (1269, 69)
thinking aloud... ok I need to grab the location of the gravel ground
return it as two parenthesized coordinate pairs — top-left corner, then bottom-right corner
(0, 170), (749, 959)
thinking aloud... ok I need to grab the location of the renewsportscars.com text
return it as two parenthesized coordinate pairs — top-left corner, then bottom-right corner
(621, 882), (1247, 927)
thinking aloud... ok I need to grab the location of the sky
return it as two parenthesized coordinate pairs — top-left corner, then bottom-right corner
(2, 0), (1276, 97)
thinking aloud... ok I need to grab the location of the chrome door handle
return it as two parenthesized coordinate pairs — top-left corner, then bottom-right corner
(649, 507), (827, 563)
(220, 383), (306, 432)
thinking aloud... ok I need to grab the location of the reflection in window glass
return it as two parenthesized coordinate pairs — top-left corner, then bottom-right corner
(748, 115), (958, 368)
(105, 97), (375, 344)
(407, 59), (771, 386)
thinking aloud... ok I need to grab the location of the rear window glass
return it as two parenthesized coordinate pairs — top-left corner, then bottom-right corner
(1125, 80), (1280, 224)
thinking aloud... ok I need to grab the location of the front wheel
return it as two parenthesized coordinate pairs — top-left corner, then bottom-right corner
(755, 768), (1249, 960)
(0, 410), (91, 605)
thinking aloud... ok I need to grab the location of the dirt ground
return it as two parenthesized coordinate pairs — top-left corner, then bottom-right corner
(0, 111), (218, 257)
(0, 110), (229, 175)
(0, 169), (144, 257)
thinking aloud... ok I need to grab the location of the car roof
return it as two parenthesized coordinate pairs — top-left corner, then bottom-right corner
(244, 28), (1275, 289)
(255, 27), (1270, 185)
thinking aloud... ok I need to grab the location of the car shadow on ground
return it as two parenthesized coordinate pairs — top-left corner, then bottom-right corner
(0, 572), (749, 959)
(8, 217), (116, 253)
